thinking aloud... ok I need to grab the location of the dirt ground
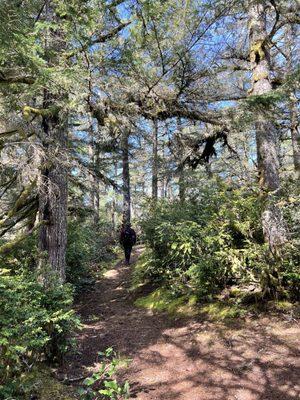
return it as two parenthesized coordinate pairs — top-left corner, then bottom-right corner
(61, 247), (300, 400)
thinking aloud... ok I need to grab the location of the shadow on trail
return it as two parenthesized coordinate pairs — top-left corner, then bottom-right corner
(62, 247), (300, 400)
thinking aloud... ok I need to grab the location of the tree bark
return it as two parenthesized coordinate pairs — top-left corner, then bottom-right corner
(286, 25), (300, 179)
(176, 118), (185, 202)
(38, 1), (68, 282)
(163, 176), (171, 199)
(178, 167), (185, 202)
(39, 103), (68, 282)
(121, 130), (131, 225)
(111, 160), (118, 231)
(152, 119), (158, 201)
(248, 1), (287, 254)
(91, 130), (100, 225)
(290, 93), (300, 178)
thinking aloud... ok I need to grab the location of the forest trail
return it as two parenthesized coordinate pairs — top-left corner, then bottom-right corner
(62, 247), (300, 400)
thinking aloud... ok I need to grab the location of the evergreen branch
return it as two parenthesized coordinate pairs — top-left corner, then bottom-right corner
(0, 174), (17, 200)
(0, 220), (43, 255)
(66, 21), (131, 59)
(0, 73), (35, 85)
(0, 180), (36, 226)
(0, 197), (38, 237)
(73, 156), (121, 192)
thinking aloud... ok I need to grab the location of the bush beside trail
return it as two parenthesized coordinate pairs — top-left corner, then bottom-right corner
(0, 215), (117, 399)
(139, 182), (300, 302)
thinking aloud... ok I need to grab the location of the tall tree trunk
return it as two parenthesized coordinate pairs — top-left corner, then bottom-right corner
(176, 118), (185, 202)
(290, 93), (300, 178)
(93, 182), (100, 224)
(248, 1), (287, 293)
(165, 176), (171, 199)
(178, 168), (185, 202)
(152, 119), (158, 201)
(111, 160), (118, 231)
(92, 141), (100, 225)
(88, 124), (100, 224)
(121, 130), (131, 225)
(39, 102), (68, 282)
(38, 1), (68, 282)
(168, 182), (173, 200)
(141, 180), (146, 196)
(286, 25), (300, 179)
(111, 199), (116, 230)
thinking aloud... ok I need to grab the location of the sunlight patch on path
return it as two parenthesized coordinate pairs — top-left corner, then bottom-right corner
(103, 268), (120, 279)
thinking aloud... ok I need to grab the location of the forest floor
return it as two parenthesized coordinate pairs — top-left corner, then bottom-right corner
(60, 246), (300, 400)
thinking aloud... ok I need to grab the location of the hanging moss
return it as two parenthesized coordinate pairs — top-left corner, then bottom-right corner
(23, 106), (60, 120)
(7, 179), (36, 218)
(250, 40), (265, 63)
(253, 70), (269, 82)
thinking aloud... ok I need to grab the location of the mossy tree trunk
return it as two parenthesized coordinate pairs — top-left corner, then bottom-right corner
(290, 93), (300, 178)
(38, 1), (68, 282)
(152, 119), (158, 201)
(111, 160), (118, 231)
(248, 1), (287, 293)
(286, 25), (300, 179)
(38, 165), (67, 279)
(39, 101), (68, 282)
(121, 130), (131, 226)
(91, 126), (100, 225)
(176, 118), (185, 203)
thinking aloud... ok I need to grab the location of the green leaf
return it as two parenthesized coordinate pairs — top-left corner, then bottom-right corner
(83, 377), (95, 386)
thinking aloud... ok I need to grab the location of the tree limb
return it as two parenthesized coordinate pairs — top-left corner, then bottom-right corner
(0, 220), (43, 255)
(0, 72), (35, 85)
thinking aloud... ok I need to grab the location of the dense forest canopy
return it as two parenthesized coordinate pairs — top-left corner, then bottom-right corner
(0, 0), (299, 398)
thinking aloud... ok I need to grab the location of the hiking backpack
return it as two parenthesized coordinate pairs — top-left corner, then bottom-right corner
(123, 228), (136, 246)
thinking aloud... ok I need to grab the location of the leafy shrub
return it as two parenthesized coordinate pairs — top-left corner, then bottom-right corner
(276, 181), (300, 299)
(0, 268), (80, 399)
(140, 181), (300, 300)
(0, 232), (38, 272)
(66, 218), (116, 293)
(79, 348), (130, 400)
(281, 243), (300, 301)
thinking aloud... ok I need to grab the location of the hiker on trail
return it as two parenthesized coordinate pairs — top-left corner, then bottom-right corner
(119, 223), (137, 265)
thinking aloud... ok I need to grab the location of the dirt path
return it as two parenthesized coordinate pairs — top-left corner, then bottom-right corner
(62, 247), (300, 400)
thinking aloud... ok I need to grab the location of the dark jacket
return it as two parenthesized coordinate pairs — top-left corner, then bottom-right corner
(120, 227), (136, 247)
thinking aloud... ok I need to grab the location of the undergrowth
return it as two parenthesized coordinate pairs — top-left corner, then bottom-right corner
(132, 251), (300, 322)
(138, 182), (300, 302)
